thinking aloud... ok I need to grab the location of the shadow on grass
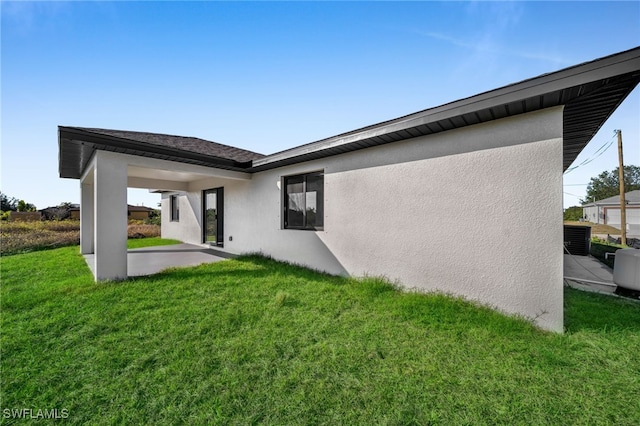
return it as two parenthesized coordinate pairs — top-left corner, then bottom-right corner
(564, 286), (640, 333)
(98, 253), (640, 336)
(130, 254), (345, 287)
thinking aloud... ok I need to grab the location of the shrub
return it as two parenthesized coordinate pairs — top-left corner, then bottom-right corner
(141, 208), (161, 226)
(1, 221), (162, 255)
(145, 215), (161, 226)
(563, 205), (584, 221)
(127, 224), (160, 238)
(0, 221), (80, 255)
(590, 239), (624, 268)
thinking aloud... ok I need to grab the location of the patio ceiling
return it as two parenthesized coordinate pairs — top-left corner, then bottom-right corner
(127, 165), (218, 183)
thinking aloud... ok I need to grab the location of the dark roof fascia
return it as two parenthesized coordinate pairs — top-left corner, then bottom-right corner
(250, 47), (640, 172)
(59, 127), (253, 179)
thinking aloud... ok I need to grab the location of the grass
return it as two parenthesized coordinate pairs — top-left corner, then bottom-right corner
(0, 220), (80, 255)
(2, 247), (640, 424)
(1, 220), (162, 256)
(564, 220), (622, 235)
(127, 237), (181, 249)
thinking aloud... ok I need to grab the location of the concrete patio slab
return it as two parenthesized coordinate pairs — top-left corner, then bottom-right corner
(564, 254), (616, 294)
(83, 243), (230, 278)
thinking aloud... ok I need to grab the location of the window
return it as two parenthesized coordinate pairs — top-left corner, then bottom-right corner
(170, 195), (179, 222)
(284, 171), (323, 230)
(203, 188), (224, 247)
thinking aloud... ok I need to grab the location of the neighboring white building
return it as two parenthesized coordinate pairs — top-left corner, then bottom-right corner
(583, 190), (640, 237)
(58, 47), (640, 332)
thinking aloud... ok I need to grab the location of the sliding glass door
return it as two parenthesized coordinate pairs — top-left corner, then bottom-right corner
(203, 187), (224, 247)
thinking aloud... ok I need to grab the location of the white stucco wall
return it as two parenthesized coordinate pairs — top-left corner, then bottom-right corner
(162, 191), (203, 243)
(583, 205), (600, 223)
(162, 107), (564, 331)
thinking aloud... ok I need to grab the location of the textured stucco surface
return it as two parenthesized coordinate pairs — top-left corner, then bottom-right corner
(162, 108), (564, 331)
(91, 151), (129, 280)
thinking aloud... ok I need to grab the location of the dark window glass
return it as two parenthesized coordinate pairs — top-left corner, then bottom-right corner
(203, 188), (224, 247)
(170, 195), (179, 222)
(286, 175), (305, 228)
(284, 172), (323, 230)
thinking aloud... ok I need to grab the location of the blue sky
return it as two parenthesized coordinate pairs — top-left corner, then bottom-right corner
(2, 1), (639, 209)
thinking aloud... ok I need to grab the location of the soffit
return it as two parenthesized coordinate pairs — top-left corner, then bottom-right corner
(250, 48), (640, 172)
(127, 166), (217, 182)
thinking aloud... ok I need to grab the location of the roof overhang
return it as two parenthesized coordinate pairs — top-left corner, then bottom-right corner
(58, 127), (255, 179)
(250, 47), (640, 172)
(59, 47), (640, 178)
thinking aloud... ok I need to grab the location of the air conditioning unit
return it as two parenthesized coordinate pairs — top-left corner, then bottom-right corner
(613, 249), (640, 291)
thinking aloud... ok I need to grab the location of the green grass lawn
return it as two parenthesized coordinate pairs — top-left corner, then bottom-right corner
(2, 246), (639, 424)
(126, 237), (181, 249)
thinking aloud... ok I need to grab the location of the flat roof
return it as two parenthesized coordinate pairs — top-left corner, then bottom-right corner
(59, 46), (640, 179)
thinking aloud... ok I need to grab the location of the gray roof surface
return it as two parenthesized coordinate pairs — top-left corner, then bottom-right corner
(585, 189), (640, 205)
(59, 47), (640, 179)
(59, 127), (265, 178)
(73, 128), (264, 162)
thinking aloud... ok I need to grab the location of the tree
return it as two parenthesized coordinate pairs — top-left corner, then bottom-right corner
(17, 200), (37, 212)
(581, 165), (640, 204)
(563, 206), (584, 221)
(41, 202), (74, 221)
(0, 192), (18, 212)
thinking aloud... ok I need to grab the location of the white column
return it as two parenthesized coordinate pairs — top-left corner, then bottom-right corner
(93, 151), (128, 280)
(80, 180), (94, 254)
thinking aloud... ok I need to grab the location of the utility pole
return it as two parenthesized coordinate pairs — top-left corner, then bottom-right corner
(616, 129), (627, 246)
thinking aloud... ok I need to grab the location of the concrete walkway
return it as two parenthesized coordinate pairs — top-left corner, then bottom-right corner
(84, 243), (231, 278)
(563, 254), (616, 294)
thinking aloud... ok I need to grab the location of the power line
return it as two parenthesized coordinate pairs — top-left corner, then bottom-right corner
(563, 131), (617, 175)
(563, 191), (583, 198)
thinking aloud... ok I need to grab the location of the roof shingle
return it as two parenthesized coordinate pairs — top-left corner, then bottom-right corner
(75, 128), (265, 163)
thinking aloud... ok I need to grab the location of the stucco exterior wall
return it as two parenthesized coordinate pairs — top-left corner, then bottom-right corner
(583, 205), (600, 223)
(162, 108), (564, 331)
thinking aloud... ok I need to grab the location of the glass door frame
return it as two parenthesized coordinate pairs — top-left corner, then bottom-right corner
(202, 187), (224, 247)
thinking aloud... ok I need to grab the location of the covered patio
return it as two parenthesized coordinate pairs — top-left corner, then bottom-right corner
(82, 243), (233, 277)
(58, 127), (263, 281)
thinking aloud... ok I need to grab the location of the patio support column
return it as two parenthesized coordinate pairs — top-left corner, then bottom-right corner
(93, 151), (128, 281)
(80, 180), (94, 254)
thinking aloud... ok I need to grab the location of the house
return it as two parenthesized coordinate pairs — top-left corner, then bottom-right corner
(68, 204), (155, 221)
(69, 207), (80, 220)
(583, 190), (640, 237)
(40, 203), (80, 220)
(127, 204), (156, 221)
(58, 47), (640, 332)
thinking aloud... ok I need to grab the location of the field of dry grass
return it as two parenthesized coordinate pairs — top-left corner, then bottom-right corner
(1, 220), (160, 255)
(563, 221), (622, 234)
